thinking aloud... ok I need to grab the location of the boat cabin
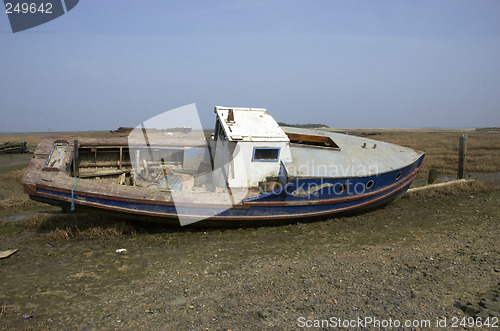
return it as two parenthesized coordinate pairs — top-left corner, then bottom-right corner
(212, 106), (292, 189)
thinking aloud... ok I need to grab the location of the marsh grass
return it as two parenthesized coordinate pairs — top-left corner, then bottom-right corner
(0, 220), (23, 235)
(0, 164), (26, 175)
(20, 213), (137, 241)
(0, 169), (28, 201)
(0, 198), (39, 210)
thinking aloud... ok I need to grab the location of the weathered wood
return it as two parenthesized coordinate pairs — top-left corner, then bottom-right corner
(73, 139), (79, 177)
(79, 161), (132, 167)
(119, 147), (123, 169)
(78, 169), (130, 178)
(227, 109), (235, 122)
(286, 132), (340, 150)
(457, 134), (467, 179)
(407, 179), (473, 193)
(0, 249), (18, 259)
(427, 168), (438, 184)
(0, 141), (27, 154)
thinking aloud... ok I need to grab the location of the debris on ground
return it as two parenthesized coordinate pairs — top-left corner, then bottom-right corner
(0, 249), (18, 259)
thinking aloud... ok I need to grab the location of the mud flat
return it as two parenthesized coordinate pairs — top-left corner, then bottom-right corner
(0, 185), (499, 329)
(0, 154), (32, 174)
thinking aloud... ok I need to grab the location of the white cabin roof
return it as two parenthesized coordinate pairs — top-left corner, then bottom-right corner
(214, 106), (289, 142)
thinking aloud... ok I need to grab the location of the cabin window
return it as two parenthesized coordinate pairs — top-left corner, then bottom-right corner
(252, 147), (280, 162)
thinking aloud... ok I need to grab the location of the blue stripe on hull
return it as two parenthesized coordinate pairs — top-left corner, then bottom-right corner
(245, 155), (423, 203)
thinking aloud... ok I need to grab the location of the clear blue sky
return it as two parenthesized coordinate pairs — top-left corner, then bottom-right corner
(1, 0), (499, 132)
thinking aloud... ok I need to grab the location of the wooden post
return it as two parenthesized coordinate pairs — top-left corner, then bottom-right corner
(428, 168), (438, 184)
(73, 139), (79, 177)
(457, 134), (467, 179)
(119, 147), (123, 169)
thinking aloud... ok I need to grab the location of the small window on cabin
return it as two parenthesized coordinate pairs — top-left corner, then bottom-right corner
(252, 147), (280, 162)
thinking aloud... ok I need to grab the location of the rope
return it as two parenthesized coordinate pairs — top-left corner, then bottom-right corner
(71, 177), (80, 211)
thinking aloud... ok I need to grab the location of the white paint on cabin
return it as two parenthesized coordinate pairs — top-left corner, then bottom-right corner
(213, 106), (292, 188)
(215, 106), (288, 142)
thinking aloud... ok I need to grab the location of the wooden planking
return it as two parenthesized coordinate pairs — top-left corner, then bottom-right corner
(78, 169), (130, 178)
(286, 132), (340, 149)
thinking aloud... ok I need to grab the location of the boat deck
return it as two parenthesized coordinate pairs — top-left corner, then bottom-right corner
(283, 127), (423, 178)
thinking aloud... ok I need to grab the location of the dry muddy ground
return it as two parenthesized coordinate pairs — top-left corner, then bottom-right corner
(1, 131), (500, 330)
(1, 186), (499, 330)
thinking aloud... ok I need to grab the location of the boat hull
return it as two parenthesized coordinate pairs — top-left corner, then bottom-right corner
(25, 155), (423, 222)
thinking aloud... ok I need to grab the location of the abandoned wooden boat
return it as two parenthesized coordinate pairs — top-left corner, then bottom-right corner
(22, 106), (425, 225)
